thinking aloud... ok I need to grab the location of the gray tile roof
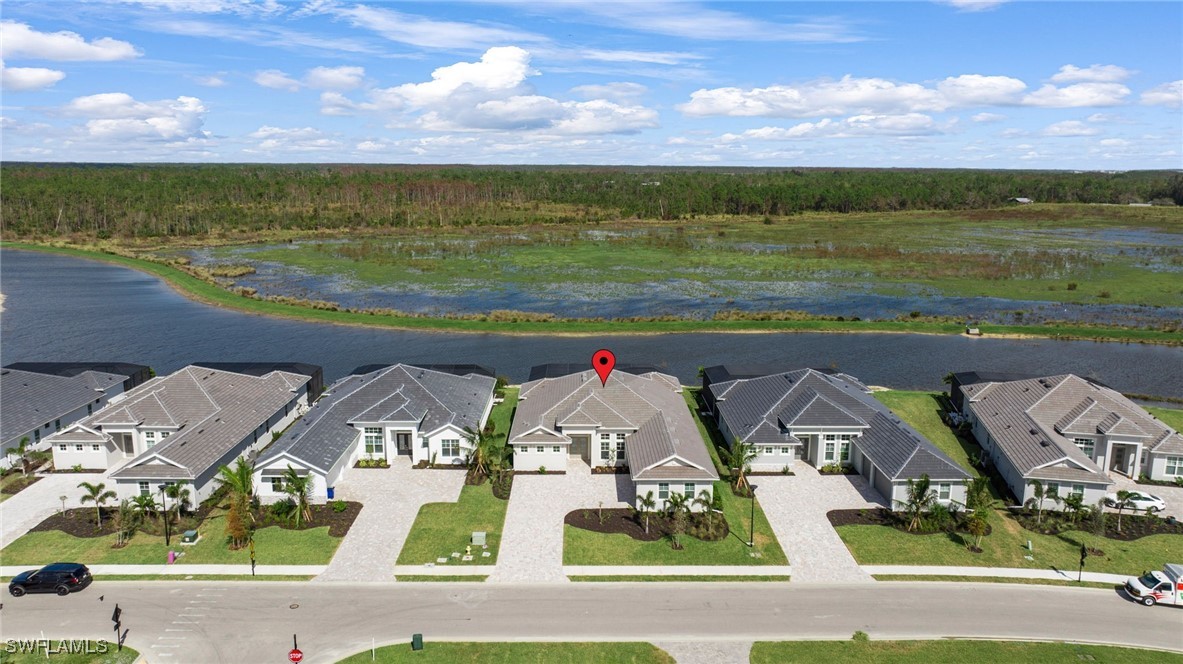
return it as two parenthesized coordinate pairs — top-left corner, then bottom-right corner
(91, 366), (312, 481)
(1, 367), (130, 447)
(963, 373), (1182, 478)
(512, 370), (717, 483)
(257, 365), (495, 473)
(710, 368), (969, 482)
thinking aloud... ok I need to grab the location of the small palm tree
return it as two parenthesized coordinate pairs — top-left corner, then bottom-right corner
(282, 466), (313, 528)
(132, 493), (159, 521)
(1024, 480), (1047, 524)
(1112, 489), (1134, 533)
(637, 491), (656, 534)
(964, 476), (997, 514)
(664, 492), (690, 548)
(463, 425), (497, 481)
(112, 499), (140, 547)
(693, 489), (715, 530)
(78, 481), (117, 529)
(721, 440), (757, 492)
(164, 481), (191, 524)
(13, 436), (32, 477)
(894, 475), (937, 532)
(1062, 493), (1085, 525)
(965, 510), (989, 550)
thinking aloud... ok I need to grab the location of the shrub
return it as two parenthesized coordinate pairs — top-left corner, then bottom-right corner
(1067, 282), (1078, 291)
(270, 499), (294, 519)
(781, 465), (791, 475)
(1099, 290), (1112, 298)
(852, 631), (869, 643)
(539, 466), (547, 475)
(72, 464), (83, 472)
(711, 491), (724, 512)
(331, 500), (348, 513)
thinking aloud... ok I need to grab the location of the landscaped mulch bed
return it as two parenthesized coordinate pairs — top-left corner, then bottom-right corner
(827, 508), (991, 538)
(1011, 509), (1183, 542)
(256, 501), (362, 537)
(565, 508), (729, 543)
(591, 466), (629, 474)
(0, 475), (42, 495)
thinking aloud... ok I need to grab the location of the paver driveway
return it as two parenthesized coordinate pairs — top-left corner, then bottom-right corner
(315, 457), (465, 582)
(753, 464), (885, 583)
(1109, 474), (1183, 520)
(0, 470), (104, 548)
(490, 465), (632, 583)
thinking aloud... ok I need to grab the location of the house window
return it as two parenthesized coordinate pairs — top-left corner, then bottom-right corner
(144, 431), (156, 448)
(840, 442), (851, 462)
(441, 439), (460, 457)
(138, 481), (150, 496)
(1071, 484), (1085, 499)
(938, 483), (950, 500)
(553, 446), (561, 453)
(75, 444), (83, 452)
(824, 434), (837, 442)
(764, 446), (774, 455)
(92, 444), (101, 452)
(536, 446), (545, 453)
(1073, 438), (1095, 458)
(44, 423), (50, 430)
(616, 433), (626, 441)
(658, 483), (669, 500)
(364, 427), (384, 455)
(601, 441), (612, 460)
(34, 430), (40, 442)
(87, 404), (93, 415)
(1166, 456), (1183, 476)
(517, 446), (529, 453)
(1046, 482), (1060, 497)
(58, 444), (66, 451)
(270, 477), (284, 492)
(684, 483), (695, 497)
(615, 440), (625, 459)
(780, 446), (790, 455)
(161, 432), (170, 438)
(824, 442), (835, 462)
(55, 419), (61, 431)
(600, 433), (611, 442)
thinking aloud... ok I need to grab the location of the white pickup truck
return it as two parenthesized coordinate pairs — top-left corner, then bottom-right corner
(1125, 564), (1183, 607)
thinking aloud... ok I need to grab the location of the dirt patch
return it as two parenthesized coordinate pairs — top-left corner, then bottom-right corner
(1012, 510), (1183, 541)
(0, 475), (42, 496)
(565, 507), (729, 543)
(256, 501), (362, 538)
(828, 507), (991, 537)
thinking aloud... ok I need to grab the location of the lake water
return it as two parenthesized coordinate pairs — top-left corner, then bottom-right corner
(1, 249), (1181, 397)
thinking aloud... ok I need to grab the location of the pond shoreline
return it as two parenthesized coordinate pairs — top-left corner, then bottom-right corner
(3, 242), (1179, 346)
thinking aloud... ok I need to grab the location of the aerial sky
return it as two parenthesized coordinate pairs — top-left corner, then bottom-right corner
(1, 1), (1180, 168)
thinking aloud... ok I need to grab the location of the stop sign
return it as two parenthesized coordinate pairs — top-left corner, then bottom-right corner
(288, 648), (303, 663)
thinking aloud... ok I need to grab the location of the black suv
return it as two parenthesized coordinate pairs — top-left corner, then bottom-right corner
(8, 563), (92, 597)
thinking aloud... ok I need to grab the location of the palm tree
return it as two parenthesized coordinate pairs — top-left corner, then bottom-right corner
(463, 425), (497, 481)
(132, 494), (159, 522)
(1024, 480), (1048, 524)
(964, 476), (997, 514)
(78, 481), (116, 529)
(721, 441), (757, 492)
(13, 437), (32, 477)
(164, 481), (191, 524)
(664, 492), (690, 548)
(1112, 489), (1134, 533)
(637, 491), (657, 534)
(894, 475), (937, 532)
(282, 466), (313, 528)
(1062, 493), (1085, 525)
(217, 458), (255, 549)
(965, 510), (989, 550)
(693, 489), (716, 531)
(112, 499), (140, 547)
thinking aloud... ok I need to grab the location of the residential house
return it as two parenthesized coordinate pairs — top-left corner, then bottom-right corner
(955, 373), (1183, 505)
(45, 364), (316, 504)
(706, 367), (971, 509)
(253, 364), (496, 503)
(1, 362), (150, 458)
(509, 368), (718, 510)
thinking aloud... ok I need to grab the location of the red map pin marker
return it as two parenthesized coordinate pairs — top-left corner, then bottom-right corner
(592, 349), (616, 386)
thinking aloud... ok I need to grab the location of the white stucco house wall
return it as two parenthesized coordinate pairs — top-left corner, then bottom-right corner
(253, 364), (496, 504)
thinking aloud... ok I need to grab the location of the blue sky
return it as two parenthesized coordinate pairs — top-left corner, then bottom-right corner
(1, 1), (1180, 167)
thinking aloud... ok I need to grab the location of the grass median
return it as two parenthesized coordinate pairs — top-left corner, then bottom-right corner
(338, 642), (674, 664)
(751, 639), (1178, 664)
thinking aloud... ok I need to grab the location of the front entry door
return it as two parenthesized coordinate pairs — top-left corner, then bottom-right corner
(570, 435), (589, 463)
(1111, 445), (1126, 476)
(396, 432), (412, 455)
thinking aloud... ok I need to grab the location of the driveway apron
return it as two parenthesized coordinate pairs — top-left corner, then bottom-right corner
(0, 471), (104, 548)
(754, 465), (883, 583)
(315, 457), (465, 582)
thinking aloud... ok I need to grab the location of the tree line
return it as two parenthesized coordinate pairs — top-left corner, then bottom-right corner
(2, 163), (1180, 238)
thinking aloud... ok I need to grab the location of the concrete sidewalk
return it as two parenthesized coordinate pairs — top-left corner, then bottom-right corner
(863, 565), (1130, 584)
(1, 564), (326, 576)
(566, 565), (793, 577)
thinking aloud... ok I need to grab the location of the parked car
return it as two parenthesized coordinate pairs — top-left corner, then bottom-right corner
(1104, 491), (1167, 513)
(8, 563), (92, 597)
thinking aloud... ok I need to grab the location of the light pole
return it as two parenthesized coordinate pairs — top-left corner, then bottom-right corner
(748, 483), (756, 548)
(159, 485), (171, 546)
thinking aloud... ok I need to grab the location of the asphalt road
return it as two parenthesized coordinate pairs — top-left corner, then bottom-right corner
(1, 581), (1179, 663)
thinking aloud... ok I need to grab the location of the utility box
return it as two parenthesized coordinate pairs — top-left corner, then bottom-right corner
(471, 531), (486, 546)
(182, 530), (199, 543)
(411, 634), (423, 651)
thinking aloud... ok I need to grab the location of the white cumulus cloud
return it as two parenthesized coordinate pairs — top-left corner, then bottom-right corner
(1140, 80), (1183, 108)
(253, 69), (301, 91)
(1, 61), (66, 91)
(304, 65), (365, 91)
(0, 20), (140, 61)
(570, 82), (648, 103)
(721, 113), (945, 141)
(1049, 64), (1134, 83)
(1022, 82), (1129, 107)
(246, 125), (341, 152)
(971, 112), (1007, 123)
(1042, 120), (1100, 137)
(63, 92), (208, 141)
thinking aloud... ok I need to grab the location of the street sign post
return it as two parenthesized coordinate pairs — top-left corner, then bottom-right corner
(288, 648), (303, 663)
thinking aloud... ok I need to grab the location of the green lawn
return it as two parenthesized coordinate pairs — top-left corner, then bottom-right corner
(684, 389), (730, 479)
(0, 509), (341, 565)
(0, 641), (139, 664)
(338, 642), (674, 664)
(564, 480), (787, 565)
(0, 473), (40, 503)
(750, 640), (1177, 664)
(394, 575), (489, 582)
(846, 390), (1183, 575)
(1147, 406), (1183, 432)
(395, 390), (517, 567)
(871, 574), (1117, 590)
(570, 575), (791, 582)
(396, 483), (508, 565)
